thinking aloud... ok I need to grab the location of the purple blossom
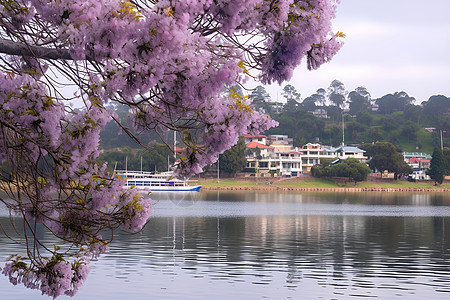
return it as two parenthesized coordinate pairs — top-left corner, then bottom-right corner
(0, 0), (342, 297)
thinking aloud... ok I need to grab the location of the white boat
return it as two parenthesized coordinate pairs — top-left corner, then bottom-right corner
(115, 170), (202, 192)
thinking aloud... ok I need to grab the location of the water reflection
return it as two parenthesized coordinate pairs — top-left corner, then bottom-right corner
(1, 191), (450, 299)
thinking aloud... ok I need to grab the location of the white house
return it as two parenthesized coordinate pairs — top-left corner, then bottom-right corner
(246, 141), (274, 158)
(244, 134), (268, 146)
(244, 136), (367, 177)
(329, 146), (367, 161)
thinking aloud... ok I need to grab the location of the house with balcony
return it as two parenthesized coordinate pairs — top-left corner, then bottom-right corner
(407, 157), (431, 173)
(245, 134), (298, 177)
(268, 135), (294, 152)
(245, 149), (302, 177)
(244, 136), (367, 177)
(406, 157), (431, 181)
(329, 146), (367, 161)
(403, 152), (432, 162)
(245, 141), (274, 158)
(297, 143), (334, 173)
(244, 134), (268, 146)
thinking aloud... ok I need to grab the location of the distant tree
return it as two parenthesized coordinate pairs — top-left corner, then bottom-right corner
(301, 88), (326, 112)
(311, 158), (370, 182)
(282, 84), (301, 112)
(310, 164), (326, 177)
(356, 111), (373, 126)
(355, 86), (371, 101)
(269, 110), (325, 144)
(315, 88), (327, 106)
(393, 158), (414, 180)
(137, 142), (175, 172)
(249, 85), (272, 112)
(443, 147), (450, 175)
(283, 98), (301, 112)
(334, 158), (371, 182)
(322, 126), (341, 146)
(400, 121), (420, 141)
(376, 91), (415, 114)
(219, 137), (247, 175)
(362, 142), (412, 179)
(325, 105), (342, 122)
(348, 120), (368, 141)
(422, 95), (450, 116)
(403, 104), (423, 123)
(301, 95), (317, 111)
(427, 148), (446, 185)
(380, 114), (401, 131)
(327, 80), (347, 108)
(100, 103), (161, 149)
(348, 87), (371, 115)
(99, 142), (174, 173)
(294, 134), (307, 148)
(98, 146), (135, 171)
(365, 127), (383, 143)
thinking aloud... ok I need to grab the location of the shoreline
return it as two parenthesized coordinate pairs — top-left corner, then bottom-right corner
(201, 186), (450, 192)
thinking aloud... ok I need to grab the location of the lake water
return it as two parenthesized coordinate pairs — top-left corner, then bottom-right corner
(1, 191), (450, 299)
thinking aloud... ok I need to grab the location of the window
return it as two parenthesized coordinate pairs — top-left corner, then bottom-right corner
(259, 162), (268, 168)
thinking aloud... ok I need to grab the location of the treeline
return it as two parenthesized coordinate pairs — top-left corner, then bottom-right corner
(100, 82), (449, 154)
(99, 103), (174, 149)
(98, 141), (175, 174)
(249, 80), (450, 153)
(97, 82), (449, 175)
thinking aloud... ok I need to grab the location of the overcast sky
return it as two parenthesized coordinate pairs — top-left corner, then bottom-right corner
(256, 0), (450, 104)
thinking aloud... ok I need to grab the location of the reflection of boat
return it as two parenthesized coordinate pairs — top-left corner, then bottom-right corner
(115, 170), (202, 192)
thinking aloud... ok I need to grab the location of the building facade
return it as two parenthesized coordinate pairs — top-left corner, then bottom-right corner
(245, 138), (367, 177)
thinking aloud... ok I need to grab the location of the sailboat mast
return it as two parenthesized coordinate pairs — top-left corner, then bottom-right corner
(174, 130), (177, 160)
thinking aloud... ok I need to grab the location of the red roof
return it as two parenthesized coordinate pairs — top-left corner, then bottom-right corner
(408, 157), (430, 163)
(246, 141), (274, 149)
(244, 134), (267, 138)
(409, 157), (419, 163)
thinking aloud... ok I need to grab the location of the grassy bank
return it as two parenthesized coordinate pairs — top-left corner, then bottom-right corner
(196, 177), (450, 190)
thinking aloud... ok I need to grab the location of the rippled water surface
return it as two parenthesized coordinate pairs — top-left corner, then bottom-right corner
(1, 191), (450, 299)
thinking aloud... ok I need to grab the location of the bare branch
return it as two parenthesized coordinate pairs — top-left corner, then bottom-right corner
(0, 38), (73, 60)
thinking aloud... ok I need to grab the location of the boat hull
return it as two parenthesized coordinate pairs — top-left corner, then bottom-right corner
(125, 185), (202, 192)
(115, 170), (201, 192)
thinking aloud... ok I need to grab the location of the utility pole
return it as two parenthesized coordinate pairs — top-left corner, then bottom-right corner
(217, 154), (220, 183)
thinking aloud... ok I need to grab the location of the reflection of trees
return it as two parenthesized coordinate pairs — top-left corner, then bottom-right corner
(3, 197), (450, 294)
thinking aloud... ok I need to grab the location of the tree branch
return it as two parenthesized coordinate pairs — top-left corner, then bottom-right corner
(0, 38), (73, 60)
